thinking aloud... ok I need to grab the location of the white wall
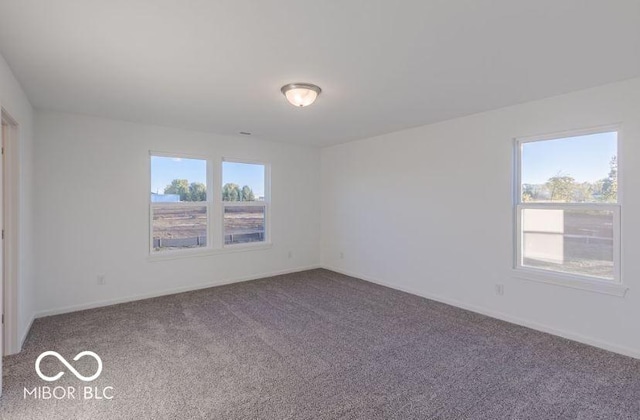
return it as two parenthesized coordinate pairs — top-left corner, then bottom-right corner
(321, 77), (640, 358)
(0, 53), (36, 352)
(35, 111), (321, 315)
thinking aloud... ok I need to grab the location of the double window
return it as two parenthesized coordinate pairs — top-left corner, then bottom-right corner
(515, 127), (621, 284)
(150, 153), (269, 254)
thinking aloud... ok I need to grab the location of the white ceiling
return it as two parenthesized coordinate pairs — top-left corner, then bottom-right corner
(0, 1), (639, 146)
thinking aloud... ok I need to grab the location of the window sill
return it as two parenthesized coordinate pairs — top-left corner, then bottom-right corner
(147, 242), (273, 262)
(512, 268), (628, 297)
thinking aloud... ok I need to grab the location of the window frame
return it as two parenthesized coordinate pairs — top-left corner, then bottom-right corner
(149, 151), (214, 255)
(513, 125), (627, 296)
(221, 157), (271, 248)
(148, 152), (272, 259)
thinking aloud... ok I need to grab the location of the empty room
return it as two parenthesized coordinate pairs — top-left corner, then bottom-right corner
(0, 1), (639, 419)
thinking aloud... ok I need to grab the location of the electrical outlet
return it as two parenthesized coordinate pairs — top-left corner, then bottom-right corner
(288, 251), (293, 259)
(494, 284), (504, 296)
(97, 274), (106, 286)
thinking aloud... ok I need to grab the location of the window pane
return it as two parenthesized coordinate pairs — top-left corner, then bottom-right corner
(151, 156), (207, 202)
(152, 205), (207, 251)
(224, 206), (265, 245)
(222, 161), (265, 202)
(521, 132), (617, 203)
(521, 208), (614, 280)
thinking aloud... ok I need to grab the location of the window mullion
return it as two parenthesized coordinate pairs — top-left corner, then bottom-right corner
(212, 158), (223, 249)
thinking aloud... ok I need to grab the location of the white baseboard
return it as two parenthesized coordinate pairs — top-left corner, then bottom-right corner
(18, 314), (35, 354)
(32, 263), (639, 360)
(36, 264), (321, 318)
(322, 265), (640, 360)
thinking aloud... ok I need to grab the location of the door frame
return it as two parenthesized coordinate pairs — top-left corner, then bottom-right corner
(1, 107), (20, 356)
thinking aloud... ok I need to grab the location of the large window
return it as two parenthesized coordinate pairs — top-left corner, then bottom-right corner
(515, 128), (620, 283)
(149, 153), (270, 254)
(222, 160), (268, 245)
(150, 155), (211, 252)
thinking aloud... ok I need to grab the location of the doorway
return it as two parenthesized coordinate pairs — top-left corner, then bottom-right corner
(1, 108), (19, 367)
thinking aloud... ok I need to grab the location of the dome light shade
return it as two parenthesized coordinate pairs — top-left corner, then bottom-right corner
(281, 83), (322, 107)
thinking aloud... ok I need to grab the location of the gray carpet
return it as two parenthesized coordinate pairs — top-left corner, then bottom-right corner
(1, 269), (639, 419)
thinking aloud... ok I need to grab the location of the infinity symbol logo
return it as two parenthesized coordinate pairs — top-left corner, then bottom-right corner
(35, 351), (103, 382)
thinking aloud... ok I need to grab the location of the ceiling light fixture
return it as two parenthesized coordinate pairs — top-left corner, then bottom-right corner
(281, 83), (322, 107)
